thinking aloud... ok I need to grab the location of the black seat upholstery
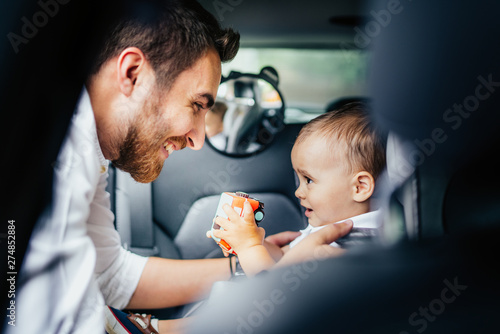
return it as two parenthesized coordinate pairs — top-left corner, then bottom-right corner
(443, 150), (500, 235)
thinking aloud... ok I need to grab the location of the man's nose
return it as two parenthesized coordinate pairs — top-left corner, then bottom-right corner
(186, 116), (206, 150)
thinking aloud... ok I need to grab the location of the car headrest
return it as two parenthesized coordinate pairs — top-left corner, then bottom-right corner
(369, 0), (500, 169)
(443, 143), (500, 234)
(325, 97), (371, 113)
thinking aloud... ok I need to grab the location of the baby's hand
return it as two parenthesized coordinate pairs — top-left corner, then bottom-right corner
(205, 230), (232, 257)
(210, 201), (265, 255)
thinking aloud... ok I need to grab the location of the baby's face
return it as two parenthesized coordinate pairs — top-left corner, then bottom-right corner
(291, 136), (359, 227)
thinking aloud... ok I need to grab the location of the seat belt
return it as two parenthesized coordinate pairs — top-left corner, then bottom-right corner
(113, 166), (159, 257)
(107, 164), (117, 228)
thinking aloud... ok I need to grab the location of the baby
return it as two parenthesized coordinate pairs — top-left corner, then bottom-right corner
(210, 102), (386, 275)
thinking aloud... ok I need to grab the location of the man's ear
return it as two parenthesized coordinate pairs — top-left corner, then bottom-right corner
(352, 171), (375, 203)
(116, 47), (146, 97)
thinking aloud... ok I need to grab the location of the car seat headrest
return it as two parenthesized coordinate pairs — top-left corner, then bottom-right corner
(325, 97), (370, 113)
(369, 0), (500, 169)
(444, 147), (500, 234)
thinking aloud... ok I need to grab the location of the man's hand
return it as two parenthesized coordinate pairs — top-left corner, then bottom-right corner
(263, 230), (301, 261)
(276, 220), (353, 268)
(265, 231), (301, 248)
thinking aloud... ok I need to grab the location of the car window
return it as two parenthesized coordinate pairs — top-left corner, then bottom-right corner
(222, 48), (370, 123)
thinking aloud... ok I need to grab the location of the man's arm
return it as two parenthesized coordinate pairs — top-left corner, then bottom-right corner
(129, 228), (301, 309)
(92, 172), (231, 310)
(127, 257), (230, 309)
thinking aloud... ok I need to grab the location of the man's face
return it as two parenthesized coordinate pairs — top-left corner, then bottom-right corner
(113, 48), (222, 183)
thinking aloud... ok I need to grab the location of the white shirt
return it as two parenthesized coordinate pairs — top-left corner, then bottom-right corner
(10, 89), (148, 333)
(289, 210), (381, 249)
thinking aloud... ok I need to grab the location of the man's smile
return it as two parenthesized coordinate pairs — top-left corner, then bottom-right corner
(162, 141), (176, 159)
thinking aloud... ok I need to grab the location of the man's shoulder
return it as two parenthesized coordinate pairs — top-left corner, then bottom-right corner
(54, 89), (105, 180)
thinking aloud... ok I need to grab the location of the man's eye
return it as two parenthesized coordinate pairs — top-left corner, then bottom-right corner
(194, 103), (204, 111)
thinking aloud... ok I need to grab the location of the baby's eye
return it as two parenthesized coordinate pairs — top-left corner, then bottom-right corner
(306, 177), (313, 184)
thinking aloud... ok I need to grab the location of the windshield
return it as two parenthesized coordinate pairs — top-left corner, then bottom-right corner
(222, 48), (370, 122)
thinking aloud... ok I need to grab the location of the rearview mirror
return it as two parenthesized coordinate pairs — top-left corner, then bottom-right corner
(205, 67), (285, 156)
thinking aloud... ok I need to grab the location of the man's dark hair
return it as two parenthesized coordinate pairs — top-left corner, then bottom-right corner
(90, 0), (239, 89)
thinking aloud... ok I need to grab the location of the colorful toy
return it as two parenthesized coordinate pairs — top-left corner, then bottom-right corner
(210, 191), (265, 254)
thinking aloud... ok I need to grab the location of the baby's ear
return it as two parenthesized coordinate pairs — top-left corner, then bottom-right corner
(352, 171), (375, 203)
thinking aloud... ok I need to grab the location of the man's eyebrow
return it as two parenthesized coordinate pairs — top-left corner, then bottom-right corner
(197, 93), (215, 109)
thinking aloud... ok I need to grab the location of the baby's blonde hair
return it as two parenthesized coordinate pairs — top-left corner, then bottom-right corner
(295, 102), (386, 180)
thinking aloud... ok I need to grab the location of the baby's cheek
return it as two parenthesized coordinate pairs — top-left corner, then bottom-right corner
(315, 208), (335, 226)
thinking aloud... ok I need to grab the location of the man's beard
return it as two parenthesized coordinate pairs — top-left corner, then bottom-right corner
(111, 93), (185, 183)
(112, 124), (165, 183)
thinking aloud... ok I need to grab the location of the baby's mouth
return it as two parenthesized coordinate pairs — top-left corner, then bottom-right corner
(304, 207), (313, 217)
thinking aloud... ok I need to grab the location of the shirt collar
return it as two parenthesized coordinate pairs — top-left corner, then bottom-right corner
(76, 87), (109, 171)
(307, 209), (382, 234)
